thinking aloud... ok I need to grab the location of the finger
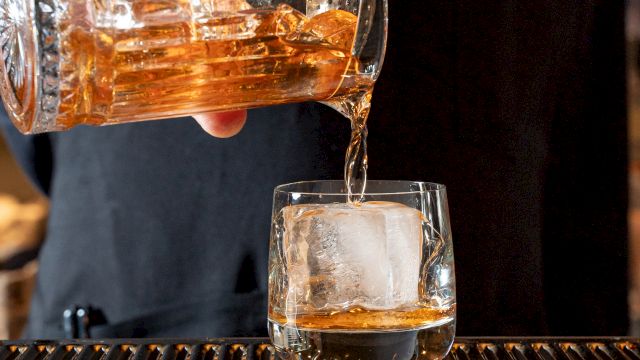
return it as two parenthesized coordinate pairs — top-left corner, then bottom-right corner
(193, 110), (248, 138)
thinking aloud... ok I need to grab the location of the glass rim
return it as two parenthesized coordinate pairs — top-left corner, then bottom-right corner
(274, 180), (446, 196)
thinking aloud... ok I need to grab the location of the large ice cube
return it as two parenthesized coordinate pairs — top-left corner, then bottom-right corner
(283, 201), (423, 311)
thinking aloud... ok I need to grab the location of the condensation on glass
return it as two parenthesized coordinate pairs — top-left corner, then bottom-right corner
(0, 0), (386, 133)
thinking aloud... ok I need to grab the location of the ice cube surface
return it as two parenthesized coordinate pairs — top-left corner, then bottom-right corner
(274, 4), (308, 35)
(301, 9), (357, 49)
(192, 0), (258, 40)
(306, 0), (358, 18)
(283, 201), (423, 311)
(204, 0), (253, 13)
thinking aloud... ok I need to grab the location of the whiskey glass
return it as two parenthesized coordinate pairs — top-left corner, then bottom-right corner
(0, 0), (387, 133)
(268, 180), (456, 360)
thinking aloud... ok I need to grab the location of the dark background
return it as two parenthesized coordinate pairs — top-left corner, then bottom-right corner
(365, 1), (628, 335)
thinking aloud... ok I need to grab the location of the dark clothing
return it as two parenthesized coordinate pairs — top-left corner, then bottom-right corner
(0, 0), (629, 337)
(1, 103), (350, 338)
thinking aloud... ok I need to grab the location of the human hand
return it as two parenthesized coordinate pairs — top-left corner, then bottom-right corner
(193, 110), (247, 138)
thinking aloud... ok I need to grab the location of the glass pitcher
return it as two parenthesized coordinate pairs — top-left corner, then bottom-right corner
(0, 0), (387, 133)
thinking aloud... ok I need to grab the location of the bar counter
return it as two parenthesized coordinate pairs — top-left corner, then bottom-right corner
(0, 338), (635, 360)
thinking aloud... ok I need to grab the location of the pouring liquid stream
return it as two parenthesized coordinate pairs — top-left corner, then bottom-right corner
(325, 89), (373, 204)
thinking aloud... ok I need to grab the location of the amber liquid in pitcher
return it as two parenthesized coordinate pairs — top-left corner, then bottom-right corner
(56, 2), (372, 128)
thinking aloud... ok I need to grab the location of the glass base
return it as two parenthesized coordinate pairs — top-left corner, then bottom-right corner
(268, 319), (455, 360)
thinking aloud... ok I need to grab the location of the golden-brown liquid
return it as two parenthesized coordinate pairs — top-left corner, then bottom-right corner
(56, 2), (372, 128)
(55, 1), (373, 199)
(269, 305), (455, 331)
(269, 305), (455, 359)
